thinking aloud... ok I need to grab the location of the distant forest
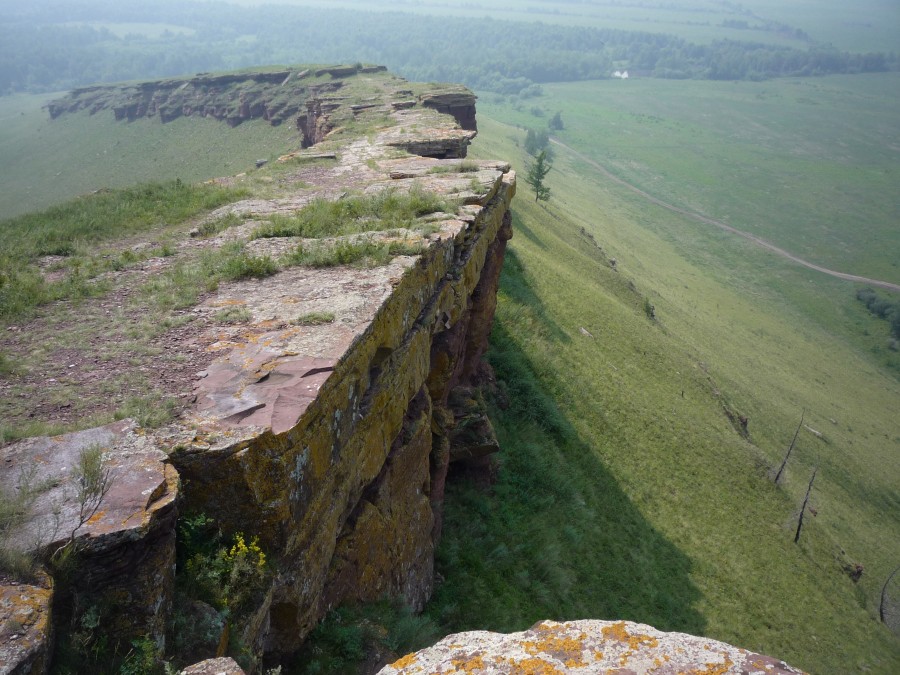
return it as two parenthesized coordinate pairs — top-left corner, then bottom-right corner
(0, 0), (896, 96)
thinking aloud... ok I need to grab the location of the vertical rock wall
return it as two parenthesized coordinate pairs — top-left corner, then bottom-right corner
(169, 170), (516, 659)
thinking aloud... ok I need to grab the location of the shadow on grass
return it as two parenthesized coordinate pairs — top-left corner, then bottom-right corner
(426, 303), (705, 639)
(502, 247), (571, 345)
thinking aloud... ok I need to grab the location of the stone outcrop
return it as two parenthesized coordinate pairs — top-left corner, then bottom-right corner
(47, 65), (371, 127)
(0, 420), (178, 661)
(3, 67), (509, 670)
(0, 573), (53, 675)
(45, 65), (478, 159)
(168, 161), (515, 660)
(378, 620), (806, 675)
(181, 657), (245, 675)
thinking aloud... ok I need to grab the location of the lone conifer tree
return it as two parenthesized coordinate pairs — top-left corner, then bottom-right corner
(526, 149), (552, 202)
(549, 111), (564, 130)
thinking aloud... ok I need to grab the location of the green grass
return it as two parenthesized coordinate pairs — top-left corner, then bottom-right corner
(253, 186), (453, 240)
(0, 180), (245, 261)
(286, 239), (425, 269)
(292, 311), (335, 326)
(480, 73), (900, 286)
(0, 180), (247, 322)
(247, 0), (900, 52)
(423, 113), (900, 674)
(0, 92), (296, 220)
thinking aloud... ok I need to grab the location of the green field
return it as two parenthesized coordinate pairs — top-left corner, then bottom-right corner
(0, 93), (299, 220)
(479, 73), (900, 287)
(227, 0), (900, 52)
(422, 109), (900, 673)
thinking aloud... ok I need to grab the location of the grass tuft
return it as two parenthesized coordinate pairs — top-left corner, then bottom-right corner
(287, 239), (424, 268)
(292, 312), (335, 326)
(253, 185), (453, 240)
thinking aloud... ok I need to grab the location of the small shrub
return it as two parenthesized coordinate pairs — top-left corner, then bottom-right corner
(215, 306), (253, 324)
(196, 213), (241, 238)
(179, 521), (270, 619)
(643, 297), (656, 320)
(218, 252), (278, 281)
(292, 312), (335, 326)
(118, 636), (160, 675)
(295, 599), (438, 674)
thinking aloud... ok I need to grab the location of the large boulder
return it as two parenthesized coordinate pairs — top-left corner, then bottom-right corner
(378, 620), (806, 674)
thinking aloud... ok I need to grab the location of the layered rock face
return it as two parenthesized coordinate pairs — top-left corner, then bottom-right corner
(0, 420), (178, 658)
(170, 158), (515, 660)
(46, 65), (477, 140)
(378, 620), (806, 675)
(2, 67), (506, 670)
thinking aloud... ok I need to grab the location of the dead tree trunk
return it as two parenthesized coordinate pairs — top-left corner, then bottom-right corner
(880, 564), (900, 624)
(775, 409), (804, 485)
(794, 466), (817, 544)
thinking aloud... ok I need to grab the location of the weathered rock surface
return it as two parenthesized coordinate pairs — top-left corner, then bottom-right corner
(181, 657), (246, 675)
(0, 420), (178, 653)
(0, 574), (53, 675)
(378, 620), (806, 675)
(169, 161), (516, 658)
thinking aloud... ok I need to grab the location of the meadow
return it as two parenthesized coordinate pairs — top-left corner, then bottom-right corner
(0, 93), (299, 220)
(228, 0), (900, 52)
(479, 73), (900, 286)
(421, 107), (900, 673)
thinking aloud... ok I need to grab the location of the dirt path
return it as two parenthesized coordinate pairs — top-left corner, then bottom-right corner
(550, 138), (900, 294)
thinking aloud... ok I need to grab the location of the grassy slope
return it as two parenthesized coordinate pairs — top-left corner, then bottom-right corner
(425, 113), (900, 673)
(479, 74), (900, 286)
(0, 92), (299, 220)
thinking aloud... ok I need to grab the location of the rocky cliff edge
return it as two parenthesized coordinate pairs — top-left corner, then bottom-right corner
(1, 66), (510, 671)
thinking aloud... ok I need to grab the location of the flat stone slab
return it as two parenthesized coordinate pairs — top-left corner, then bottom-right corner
(0, 419), (176, 553)
(378, 620), (806, 675)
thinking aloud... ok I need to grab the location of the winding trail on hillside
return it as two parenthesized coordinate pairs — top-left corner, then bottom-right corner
(550, 138), (900, 293)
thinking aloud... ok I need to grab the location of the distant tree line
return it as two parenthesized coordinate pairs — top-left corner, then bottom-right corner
(856, 288), (900, 341)
(1, 0), (897, 96)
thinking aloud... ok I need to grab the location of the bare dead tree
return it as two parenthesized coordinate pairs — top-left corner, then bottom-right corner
(794, 466), (817, 544)
(775, 409), (804, 485)
(880, 564), (900, 625)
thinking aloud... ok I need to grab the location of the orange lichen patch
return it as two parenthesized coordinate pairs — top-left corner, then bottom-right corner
(451, 654), (486, 672)
(522, 629), (588, 667)
(507, 657), (565, 675)
(686, 656), (735, 675)
(86, 510), (106, 525)
(389, 653), (418, 669)
(601, 621), (659, 652)
(593, 650), (604, 661)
